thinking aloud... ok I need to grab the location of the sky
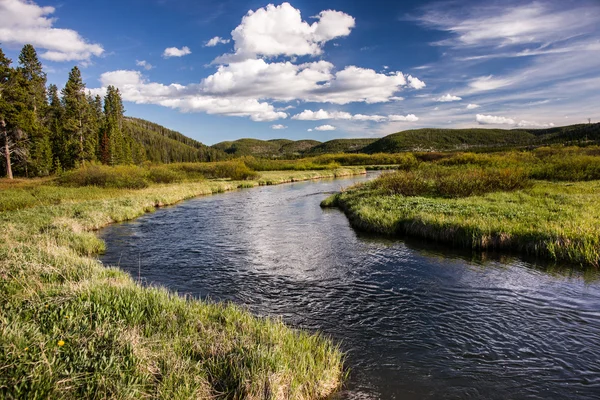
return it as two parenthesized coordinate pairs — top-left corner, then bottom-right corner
(1, 0), (599, 145)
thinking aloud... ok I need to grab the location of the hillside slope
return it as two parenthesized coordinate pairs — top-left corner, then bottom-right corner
(212, 138), (322, 158)
(303, 139), (377, 155)
(124, 117), (226, 163)
(363, 128), (537, 153)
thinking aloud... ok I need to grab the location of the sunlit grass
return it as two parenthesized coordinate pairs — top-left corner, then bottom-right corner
(0, 168), (361, 399)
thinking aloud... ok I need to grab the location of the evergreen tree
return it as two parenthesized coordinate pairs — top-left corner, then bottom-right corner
(103, 85), (127, 164)
(0, 46), (30, 178)
(61, 67), (96, 167)
(18, 45), (52, 175)
(0, 47), (13, 178)
(47, 84), (67, 171)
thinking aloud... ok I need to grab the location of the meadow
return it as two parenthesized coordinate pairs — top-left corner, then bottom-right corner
(0, 165), (365, 399)
(322, 146), (600, 267)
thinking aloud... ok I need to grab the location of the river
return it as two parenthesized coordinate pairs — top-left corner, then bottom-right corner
(99, 173), (600, 399)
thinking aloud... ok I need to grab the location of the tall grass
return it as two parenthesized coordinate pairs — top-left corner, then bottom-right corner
(372, 166), (530, 197)
(323, 146), (600, 267)
(1, 169), (359, 398)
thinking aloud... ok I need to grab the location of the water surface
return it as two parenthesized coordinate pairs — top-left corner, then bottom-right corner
(99, 174), (600, 399)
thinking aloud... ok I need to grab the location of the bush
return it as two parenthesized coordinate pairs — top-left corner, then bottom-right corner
(172, 161), (258, 180)
(147, 166), (182, 184)
(58, 165), (149, 189)
(371, 166), (531, 198)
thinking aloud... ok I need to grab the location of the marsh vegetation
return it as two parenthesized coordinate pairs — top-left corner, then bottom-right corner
(323, 146), (600, 267)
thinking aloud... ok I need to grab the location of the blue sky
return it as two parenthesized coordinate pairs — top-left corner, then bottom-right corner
(1, 0), (599, 145)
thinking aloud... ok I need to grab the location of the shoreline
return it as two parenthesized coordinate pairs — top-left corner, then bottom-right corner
(0, 168), (365, 399)
(322, 179), (600, 268)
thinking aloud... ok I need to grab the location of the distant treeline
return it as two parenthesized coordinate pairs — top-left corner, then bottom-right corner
(0, 44), (225, 179)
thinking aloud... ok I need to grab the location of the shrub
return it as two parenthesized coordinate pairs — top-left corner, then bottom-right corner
(58, 165), (149, 189)
(371, 166), (531, 198)
(147, 166), (182, 184)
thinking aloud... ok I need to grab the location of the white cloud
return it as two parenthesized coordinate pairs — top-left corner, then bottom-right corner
(0, 0), (104, 61)
(476, 113), (555, 128)
(419, 3), (599, 49)
(202, 59), (420, 104)
(314, 124), (336, 131)
(205, 36), (230, 47)
(388, 114), (419, 122)
(93, 70), (287, 122)
(466, 103), (480, 109)
(516, 120), (555, 128)
(407, 75), (426, 89)
(307, 128), (313, 132)
(292, 109), (418, 122)
(271, 124), (287, 129)
(468, 75), (514, 92)
(163, 46), (191, 58)
(217, 2), (355, 62)
(436, 93), (462, 102)
(476, 114), (515, 125)
(89, 4), (426, 123)
(136, 60), (153, 70)
(292, 109), (352, 120)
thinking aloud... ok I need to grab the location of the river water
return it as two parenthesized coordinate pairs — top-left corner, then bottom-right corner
(99, 173), (600, 399)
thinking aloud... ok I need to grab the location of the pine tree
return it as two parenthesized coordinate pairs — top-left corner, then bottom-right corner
(47, 84), (67, 171)
(0, 46), (30, 178)
(18, 45), (52, 175)
(0, 47), (13, 178)
(103, 86), (128, 164)
(62, 67), (96, 167)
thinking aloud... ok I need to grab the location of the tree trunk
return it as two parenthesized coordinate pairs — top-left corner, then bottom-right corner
(1, 119), (13, 179)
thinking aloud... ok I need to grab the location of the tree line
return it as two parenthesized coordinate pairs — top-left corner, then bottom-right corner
(0, 44), (226, 180)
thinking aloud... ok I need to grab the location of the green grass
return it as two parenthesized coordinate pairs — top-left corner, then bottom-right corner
(0, 168), (366, 399)
(323, 149), (600, 267)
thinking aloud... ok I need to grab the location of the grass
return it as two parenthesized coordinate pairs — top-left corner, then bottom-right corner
(323, 147), (600, 267)
(0, 167), (365, 399)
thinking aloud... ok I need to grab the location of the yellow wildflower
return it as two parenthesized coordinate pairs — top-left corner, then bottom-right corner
(58, 340), (65, 347)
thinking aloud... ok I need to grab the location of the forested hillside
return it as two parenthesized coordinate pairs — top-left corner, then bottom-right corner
(124, 117), (225, 163)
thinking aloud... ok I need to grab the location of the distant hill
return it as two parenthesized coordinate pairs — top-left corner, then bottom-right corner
(124, 117), (226, 163)
(363, 128), (536, 153)
(207, 123), (600, 160)
(364, 124), (600, 153)
(212, 138), (322, 158)
(302, 139), (377, 155)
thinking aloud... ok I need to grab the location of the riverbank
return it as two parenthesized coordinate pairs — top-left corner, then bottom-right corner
(322, 178), (600, 267)
(0, 168), (363, 399)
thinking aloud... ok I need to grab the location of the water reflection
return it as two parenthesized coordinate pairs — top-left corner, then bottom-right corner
(99, 174), (600, 399)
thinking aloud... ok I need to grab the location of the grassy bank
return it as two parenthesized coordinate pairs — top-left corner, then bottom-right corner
(0, 168), (363, 399)
(322, 154), (600, 267)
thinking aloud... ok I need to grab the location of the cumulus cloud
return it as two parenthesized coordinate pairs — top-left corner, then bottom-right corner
(436, 93), (462, 102)
(199, 59), (419, 104)
(89, 3), (425, 122)
(307, 128), (313, 132)
(271, 124), (287, 129)
(92, 70), (287, 122)
(407, 75), (426, 89)
(163, 46), (191, 58)
(466, 103), (480, 109)
(0, 0), (104, 62)
(388, 114), (419, 122)
(292, 109), (418, 122)
(216, 2), (355, 62)
(476, 114), (555, 127)
(314, 124), (336, 131)
(136, 60), (153, 70)
(476, 114), (515, 125)
(516, 120), (555, 128)
(205, 36), (230, 47)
